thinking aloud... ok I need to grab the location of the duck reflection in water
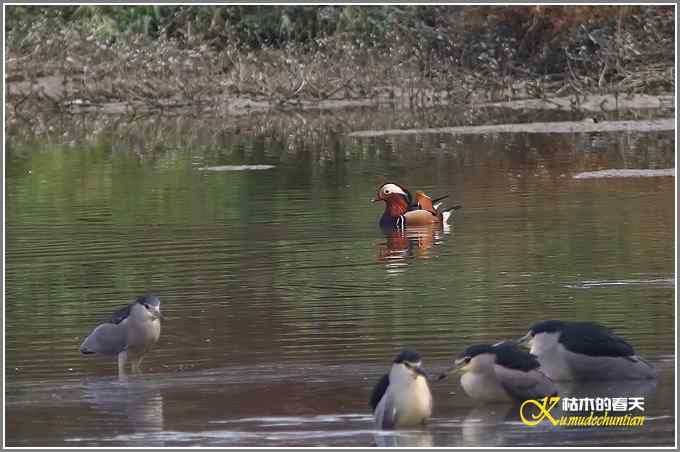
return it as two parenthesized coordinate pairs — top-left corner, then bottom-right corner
(377, 224), (450, 263)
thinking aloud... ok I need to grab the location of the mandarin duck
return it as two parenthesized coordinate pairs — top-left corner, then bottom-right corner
(372, 183), (461, 229)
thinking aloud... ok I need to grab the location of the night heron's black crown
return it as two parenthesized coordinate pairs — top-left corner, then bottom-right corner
(529, 320), (566, 334)
(393, 350), (421, 364)
(459, 342), (540, 372)
(136, 294), (160, 307)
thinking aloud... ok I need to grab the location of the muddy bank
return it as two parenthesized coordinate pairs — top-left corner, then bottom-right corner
(6, 55), (673, 120)
(348, 118), (675, 138)
(198, 165), (276, 172)
(6, 95), (675, 162)
(7, 6), (674, 127)
(7, 71), (674, 119)
(7, 74), (417, 116)
(480, 94), (675, 113)
(573, 168), (675, 179)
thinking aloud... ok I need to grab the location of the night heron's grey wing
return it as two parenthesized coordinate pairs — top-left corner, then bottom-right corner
(370, 373), (389, 411)
(375, 389), (399, 430)
(80, 320), (128, 355)
(495, 365), (558, 401)
(628, 355), (656, 378)
(108, 303), (133, 324)
(563, 350), (657, 381)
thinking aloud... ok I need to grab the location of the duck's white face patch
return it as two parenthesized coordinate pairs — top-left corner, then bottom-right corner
(379, 183), (407, 199)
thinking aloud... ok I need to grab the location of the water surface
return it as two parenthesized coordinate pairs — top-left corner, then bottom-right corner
(5, 110), (675, 446)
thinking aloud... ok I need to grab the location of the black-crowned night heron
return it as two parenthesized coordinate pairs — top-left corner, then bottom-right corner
(438, 341), (558, 403)
(80, 295), (163, 377)
(370, 350), (433, 429)
(517, 320), (656, 381)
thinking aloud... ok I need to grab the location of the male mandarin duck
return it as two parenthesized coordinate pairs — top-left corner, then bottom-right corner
(372, 183), (461, 229)
(414, 191), (449, 215)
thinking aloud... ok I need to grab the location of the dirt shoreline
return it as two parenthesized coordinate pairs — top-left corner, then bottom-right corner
(6, 72), (675, 119)
(479, 94), (675, 113)
(348, 118), (675, 138)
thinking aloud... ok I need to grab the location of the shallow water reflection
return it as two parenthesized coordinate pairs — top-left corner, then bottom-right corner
(5, 356), (675, 446)
(377, 224), (451, 266)
(5, 110), (675, 446)
(374, 429), (434, 447)
(84, 380), (165, 437)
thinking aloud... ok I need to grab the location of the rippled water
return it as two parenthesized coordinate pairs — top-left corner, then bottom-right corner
(5, 111), (676, 446)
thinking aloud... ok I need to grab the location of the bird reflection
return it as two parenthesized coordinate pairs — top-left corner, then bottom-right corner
(377, 224), (450, 265)
(458, 378), (659, 446)
(460, 405), (516, 446)
(374, 429), (433, 447)
(83, 378), (164, 434)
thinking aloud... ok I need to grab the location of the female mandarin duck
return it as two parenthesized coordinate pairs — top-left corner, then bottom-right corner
(372, 183), (461, 229)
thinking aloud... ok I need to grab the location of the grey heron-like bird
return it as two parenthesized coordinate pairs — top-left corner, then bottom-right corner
(80, 295), (163, 377)
(438, 341), (558, 403)
(517, 320), (656, 381)
(370, 350), (433, 429)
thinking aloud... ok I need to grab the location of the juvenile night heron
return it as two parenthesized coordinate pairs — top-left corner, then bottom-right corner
(438, 341), (558, 403)
(517, 320), (656, 381)
(370, 350), (433, 429)
(80, 295), (163, 377)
